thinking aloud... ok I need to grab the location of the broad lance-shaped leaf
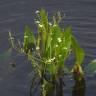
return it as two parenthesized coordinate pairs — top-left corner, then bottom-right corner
(44, 24), (62, 58)
(39, 9), (49, 32)
(23, 26), (36, 53)
(55, 26), (72, 68)
(61, 26), (72, 60)
(86, 59), (96, 75)
(38, 9), (49, 54)
(51, 24), (62, 56)
(71, 35), (85, 65)
(38, 24), (46, 54)
(51, 24), (62, 44)
(45, 32), (51, 59)
(71, 33), (85, 81)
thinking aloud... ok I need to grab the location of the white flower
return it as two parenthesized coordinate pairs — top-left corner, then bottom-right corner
(42, 84), (45, 88)
(46, 57), (55, 63)
(59, 54), (62, 57)
(35, 10), (39, 14)
(51, 57), (55, 61)
(36, 46), (40, 50)
(49, 22), (52, 26)
(39, 24), (43, 28)
(35, 21), (40, 24)
(46, 59), (51, 63)
(55, 44), (58, 47)
(57, 38), (62, 43)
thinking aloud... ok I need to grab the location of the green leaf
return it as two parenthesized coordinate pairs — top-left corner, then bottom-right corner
(39, 9), (49, 32)
(45, 32), (52, 58)
(71, 35), (85, 65)
(46, 63), (57, 75)
(38, 24), (46, 53)
(61, 26), (72, 59)
(23, 25), (36, 53)
(87, 59), (96, 74)
(55, 26), (72, 64)
(72, 64), (84, 81)
(51, 24), (62, 43)
(38, 9), (49, 54)
(51, 24), (62, 55)
(44, 24), (62, 58)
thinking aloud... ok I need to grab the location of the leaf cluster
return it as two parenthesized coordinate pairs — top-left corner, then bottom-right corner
(9, 9), (85, 96)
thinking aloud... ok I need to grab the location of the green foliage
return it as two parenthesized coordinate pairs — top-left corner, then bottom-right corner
(9, 9), (85, 96)
(87, 59), (96, 75)
(71, 35), (85, 65)
(23, 26), (36, 53)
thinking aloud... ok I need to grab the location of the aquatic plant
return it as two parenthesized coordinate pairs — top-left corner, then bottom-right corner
(86, 59), (96, 75)
(9, 9), (85, 96)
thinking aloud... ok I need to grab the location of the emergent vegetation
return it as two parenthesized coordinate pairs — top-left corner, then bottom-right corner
(9, 9), (85, 96)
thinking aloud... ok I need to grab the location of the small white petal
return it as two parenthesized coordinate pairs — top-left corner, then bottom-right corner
(39, 24), (43, 28)
(55, 45), (58, 47)
(35, 21), (40, 24)
(49, 22), (52, 26)
(57, 38), (62, 42)
(36, 46), (40, 50)
(51, 57), (55, 61)
(35, 10), (39, 14)
(47, 59), (51, 63)
(46, 57), (55, 63)
(59, 55), (62, 57)
(42, 84), (45, 88)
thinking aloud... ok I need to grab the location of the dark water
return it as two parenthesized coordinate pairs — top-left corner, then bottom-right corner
(0, 0), (96, 96)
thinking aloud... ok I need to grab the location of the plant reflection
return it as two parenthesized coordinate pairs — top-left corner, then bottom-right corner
(72, 78), (86, 96)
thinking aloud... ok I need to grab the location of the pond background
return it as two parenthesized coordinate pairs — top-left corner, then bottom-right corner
(0, 0), (96, 96)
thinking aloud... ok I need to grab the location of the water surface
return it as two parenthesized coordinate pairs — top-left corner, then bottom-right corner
(0, 0), (96, 96)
